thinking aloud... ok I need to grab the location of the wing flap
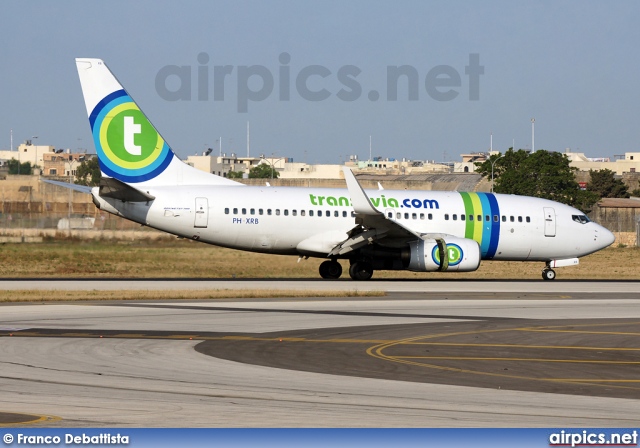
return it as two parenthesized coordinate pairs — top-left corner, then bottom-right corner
(328, 227), (389, 256)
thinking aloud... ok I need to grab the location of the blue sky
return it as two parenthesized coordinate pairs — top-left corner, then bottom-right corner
(1, 0), (639, 163)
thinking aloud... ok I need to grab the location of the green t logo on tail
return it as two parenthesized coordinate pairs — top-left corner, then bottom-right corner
(90, 90), (173, 182)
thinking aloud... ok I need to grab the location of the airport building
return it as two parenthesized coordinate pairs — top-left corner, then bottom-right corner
(42, 152), (88, 179)
(185, 153), (264, 178)
(185, 153), (453, 179)
(0, 141), (56, 168)
(566, 151), (640, 175)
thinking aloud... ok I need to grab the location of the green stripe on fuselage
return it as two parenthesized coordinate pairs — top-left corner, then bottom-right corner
(460, 192), (484, 245)
(460, 192), (474, 239)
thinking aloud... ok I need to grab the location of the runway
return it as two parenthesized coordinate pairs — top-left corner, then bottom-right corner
(1, 278), (639, 294)
(0, 280), (639, 427)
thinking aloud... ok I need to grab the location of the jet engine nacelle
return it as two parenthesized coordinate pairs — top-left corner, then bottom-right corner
(407, 236), (481, 272)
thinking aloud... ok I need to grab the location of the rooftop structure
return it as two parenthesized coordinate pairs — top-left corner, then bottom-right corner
(565, 151), (640, 175)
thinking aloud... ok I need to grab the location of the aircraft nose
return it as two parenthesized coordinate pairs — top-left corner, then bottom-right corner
(597, 225), (615, 249)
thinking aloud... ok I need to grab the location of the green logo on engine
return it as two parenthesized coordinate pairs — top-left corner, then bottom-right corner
(432, 243), (463, 266)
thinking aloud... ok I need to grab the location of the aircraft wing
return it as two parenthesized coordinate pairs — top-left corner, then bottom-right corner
(329, 168), (422, 256)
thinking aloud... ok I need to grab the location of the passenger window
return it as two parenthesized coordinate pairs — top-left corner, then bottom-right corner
(388, 212), (393, 218)
(224, 208), (229, 214)
(292, 210), (297, 216)
(334, 211), (339, 217)
(493, 215), (499, 222)
(242, 208), (246, 215)
(428, 213), (433, 220)
(351, 211), (356, 218)
(445, 214), (449, 220)
(502, 215), (506, 222)
(326, 211), (330, 217)
(259, 209), (263, 215)
(518, 216), (522, 223)
(343, 211), (347, 218)
(233, 208), (238, 215)
(267, 209), (272, 215)
(301, 210), (306, 216)
(404, 213), (409, 219)
(477, 215), (482, 221)
(397, 212), (402, 219)
(284, 210), (289, 216)
(485, 215), (490, 221)
(469, 215), (473, 221)
(275, 209), (280, 216)
(526, 216), (530, 223)
(309, 210), (314, 217)
(318, 211), (322, 218)
(412, 213), (417, 220)
(250, 208), (255, 215)
(460, 214), (465, 221)
(452, 214), (457, 221)
(510, 216), (514, 222)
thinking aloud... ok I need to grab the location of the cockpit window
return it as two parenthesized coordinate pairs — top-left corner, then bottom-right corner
(572, 214), (591, 224)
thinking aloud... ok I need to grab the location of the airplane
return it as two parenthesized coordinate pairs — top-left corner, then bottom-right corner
(45, 58), (616, 281)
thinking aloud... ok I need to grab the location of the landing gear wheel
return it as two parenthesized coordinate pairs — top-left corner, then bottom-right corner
(349, 261), (374, 281)
(542, 268), (556, 281)
(319, 260), (342, 279)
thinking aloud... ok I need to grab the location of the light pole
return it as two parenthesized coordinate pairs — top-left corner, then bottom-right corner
(64, 158), (74, 234)
(531, 118), (535, 153)
(266, 153), (285, 180)
(490, 153), (504, 193)
(216, 137), (222, 156)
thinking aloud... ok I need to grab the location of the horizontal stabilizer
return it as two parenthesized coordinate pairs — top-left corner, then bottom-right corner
(99, 177), (155, 202)
(41, 179), (92, 194)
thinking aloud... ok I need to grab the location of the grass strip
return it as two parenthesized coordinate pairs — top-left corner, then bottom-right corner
(0, 289), (386, 303)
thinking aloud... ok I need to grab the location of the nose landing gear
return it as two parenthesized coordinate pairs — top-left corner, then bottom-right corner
(542, 268), (556, 281)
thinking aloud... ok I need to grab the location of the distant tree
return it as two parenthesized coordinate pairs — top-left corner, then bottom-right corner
(632, 188), (640, 197)
(573, 189), (600, 215)
(248, 163), (279, 179)
(226, 170), (244, 179)
(7, 158), (33, 175)
(475, 149), (597, 210)
(586, 169), (630, 199)
(75, 156), (101, 186)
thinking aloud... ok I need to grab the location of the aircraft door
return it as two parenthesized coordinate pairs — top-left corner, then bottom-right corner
(543, 207), (556, 237)
(194, 197), (209, 228)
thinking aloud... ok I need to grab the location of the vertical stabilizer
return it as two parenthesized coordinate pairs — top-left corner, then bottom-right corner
(75, 58), (240, 187)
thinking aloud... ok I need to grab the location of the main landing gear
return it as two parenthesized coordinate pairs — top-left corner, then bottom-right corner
(542, 267), (556, 281)
(319, 260), (342, 279)
(348, 261), (374, 281)
(319, 259), (374, 280)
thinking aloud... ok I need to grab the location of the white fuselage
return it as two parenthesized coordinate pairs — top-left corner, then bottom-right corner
(102, 185), (614, 262)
